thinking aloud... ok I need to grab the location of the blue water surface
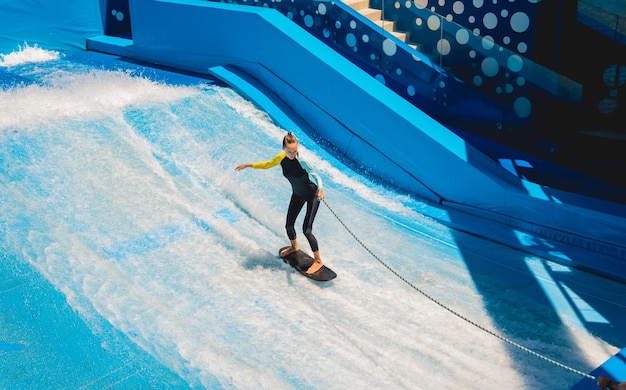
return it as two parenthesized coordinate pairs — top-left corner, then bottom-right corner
(0, 48), (625, 390)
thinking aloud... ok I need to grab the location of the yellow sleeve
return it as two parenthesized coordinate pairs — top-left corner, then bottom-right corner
(251, 151), (285, 169)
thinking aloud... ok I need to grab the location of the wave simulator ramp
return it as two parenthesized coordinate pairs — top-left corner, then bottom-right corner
(87, 0), (626, 281)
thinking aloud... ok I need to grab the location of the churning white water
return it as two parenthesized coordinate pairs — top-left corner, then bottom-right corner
(0, 45), (623, 389)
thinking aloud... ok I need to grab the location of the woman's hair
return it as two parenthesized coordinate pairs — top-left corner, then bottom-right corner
(282, 131), (298, 148)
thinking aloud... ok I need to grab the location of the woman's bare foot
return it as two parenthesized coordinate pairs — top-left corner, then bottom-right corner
(280, 246), (298, 257)
(306, 259), (323, 274)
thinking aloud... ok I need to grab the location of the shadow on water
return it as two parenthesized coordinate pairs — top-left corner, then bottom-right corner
(240, 249), (284, 272)
(446, 151), (626, 386)
(293, 101), (626, 388)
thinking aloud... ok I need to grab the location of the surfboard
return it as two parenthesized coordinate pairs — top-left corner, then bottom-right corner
(279, 247), (337, 282)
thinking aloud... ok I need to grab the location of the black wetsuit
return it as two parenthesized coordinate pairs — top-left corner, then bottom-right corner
(281, 156), (320, 252)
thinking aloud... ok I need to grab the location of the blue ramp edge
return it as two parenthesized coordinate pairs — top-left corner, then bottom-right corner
(570, 348), (626, 389)
(86, 35), (134, 57)
(208, 64), (305, 134)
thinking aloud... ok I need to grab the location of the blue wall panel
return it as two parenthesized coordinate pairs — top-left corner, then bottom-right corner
(0, 0), (102, 52)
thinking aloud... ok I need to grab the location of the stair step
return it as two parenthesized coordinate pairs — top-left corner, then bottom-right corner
(393, 31), (407, 41)
(342, 0), (369, 11)
(361, 8), (382, 21)
(373, 19), (397, 33)
(343, 1), (412, 44)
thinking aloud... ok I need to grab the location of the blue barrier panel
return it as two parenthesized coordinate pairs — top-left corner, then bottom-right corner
(0, 1), (102, 52)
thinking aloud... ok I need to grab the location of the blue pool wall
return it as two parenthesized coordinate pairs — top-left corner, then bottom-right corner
(2, 0), (626, 281)
(0, 1), (103, 52)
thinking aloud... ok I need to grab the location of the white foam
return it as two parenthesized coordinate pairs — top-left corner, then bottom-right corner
(0, 68), (198, 130)
(0, 42), (59, 67)
(0, 54), (621, 389)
